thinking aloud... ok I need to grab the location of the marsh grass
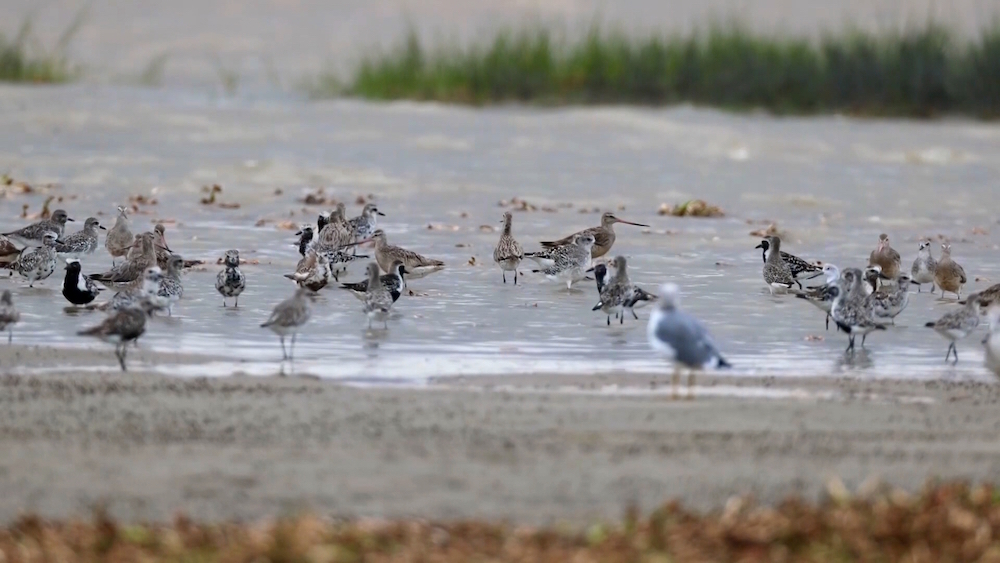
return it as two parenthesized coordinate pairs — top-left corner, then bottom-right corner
(0, 12), (83, 83)
(329, 23), (1000, 117)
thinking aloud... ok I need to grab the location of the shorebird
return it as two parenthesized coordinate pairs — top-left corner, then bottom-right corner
(54, 217), (105, 258)
(831, 268), (887, 353)
(78, 281), (161, 372)
(347, 203), (385, 242)
(362, 262), (394, 329)
(62, 258), (103, 306)
(910, 240), (937, 292)
(926, 292), (981, 363)
(540, 211), (648, 259)
(984, 306), (1000, 377)
(285, 249), (331, 292)
(865, 272), (911, 324)
(372, 229), (444, 279)
(755, 238), (822, 289)
(158, 254), (185, 315)
(105, 206), (134, 266)
(261, 286), (315, 361)
(0, 235), (21, 267)
(934, 242), (967, 299)
(89, 232), (160, 290)
(869, 233), (901, 279)
(647, 283), (730, 399)
(761, 236), (796, 294)
(215, 249), (246, 307)
(106, 266), (169, 312)
(792, 263), (841, 330)
(14, 231), (60, 287)
(531, 233), (594, 290)
(3, 209), (73, 247)
(340, 260), (406, 303)
(593, 256), (634, 325)
(493, 211), (523, 284)
(0, 290), (20, 344)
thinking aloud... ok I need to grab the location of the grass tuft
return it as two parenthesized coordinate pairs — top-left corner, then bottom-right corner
(0, 13), (82, 83)
(319, 22), (1000, 117)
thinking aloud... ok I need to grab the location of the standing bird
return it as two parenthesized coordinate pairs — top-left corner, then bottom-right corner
(260, 286), (315, 361)
(371, 229), (444, 279)
(934, 242), (967, 300)
(865, 272), (911, 324)
(0, 290), (20, 344)
(362, 262), (394, 329)
(62, 258), (103, 306)
(340, 260), (406, 303)
(647, 283), (730, 399)
(215, 249), (246, 307)
(157, 254), (185, 316)
(754, 238), (822, 289)
(77, 292), (159, 372)
(910, 240), (937, 292)
(792, 263), (841, 330)
(493, 211), (523, 284)
(3, 209), (73, 247)
(869, 233), (901, 279)
(983, 306), (1000, 377)
(530, 233), (595, 290)
(761, 236), (796, 294)
(540, 211), (648, 259)
(926, 292), (981, 363)
(54, 217), (105, 258)
(89, 232), (159, 290)
(831, 268), (886, 353)
(347, 203), (385, 242)
(105, 206), (134, 266)
(14, 231), (61, 287)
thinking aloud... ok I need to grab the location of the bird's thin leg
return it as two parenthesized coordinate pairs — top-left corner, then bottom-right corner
(279, 336), (287, 360)
(671, 367), (680, 400)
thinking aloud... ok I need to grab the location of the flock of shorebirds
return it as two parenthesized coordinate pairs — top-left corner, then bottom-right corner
(0, 202), (998, 388)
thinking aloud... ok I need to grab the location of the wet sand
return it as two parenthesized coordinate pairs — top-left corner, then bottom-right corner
(2, 347), (1000, 525)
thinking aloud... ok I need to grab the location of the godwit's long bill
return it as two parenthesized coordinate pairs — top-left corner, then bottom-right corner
(540, 211), (648, 259)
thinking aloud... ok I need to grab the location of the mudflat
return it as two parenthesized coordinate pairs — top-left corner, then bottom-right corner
(1, 346), (999, 525)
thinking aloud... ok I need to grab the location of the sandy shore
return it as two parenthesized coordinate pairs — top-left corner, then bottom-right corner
(0, 345), (999, 525)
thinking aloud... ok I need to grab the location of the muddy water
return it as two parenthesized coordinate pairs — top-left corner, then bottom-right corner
(0, 85), (998, 383)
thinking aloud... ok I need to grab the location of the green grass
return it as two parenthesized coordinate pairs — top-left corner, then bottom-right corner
(0, 13), (83, 83)
(320, 22), (1000, 117)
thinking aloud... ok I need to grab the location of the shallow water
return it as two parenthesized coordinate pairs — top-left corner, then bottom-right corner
(1, 86), (999, 383)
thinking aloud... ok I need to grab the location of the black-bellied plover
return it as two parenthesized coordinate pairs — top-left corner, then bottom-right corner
(530, 233), (594, 290)
(925, 292), (981, 363)
(0, 290), (20, 344)
(62, 258), (103, 306)
(157, 254), (185, 316)
(493, 212), (524, 285)
(869, 233), (901, 279)
(261, 286), (315, 361)
(105, 206), (134, 266)
(831, 268), (887, 353)
(760, 235), (796, 294)
(215, 249), (246, 307)
(371, 229), (444, 279)
(755, 238), (822, 289)
(865, 272), (911, 324)
(984, 306), (1000, 377)
(340, 260), (406, 303)
(54, 217), (104, 258)
(14, 231), (60, 287)
(3, 209), (73, 247)
(362, 262), (394, 329)
(792, 263), (840, 330)
(910, 240), (937, 292)
(934, 242), (967, 300)
(539, 211), (648, 259)
(647, 282), (730, 399)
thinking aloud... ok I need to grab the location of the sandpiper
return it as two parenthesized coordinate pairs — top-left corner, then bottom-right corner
(0, 290), (20, 344)
(340, 260), (406, 303)
(984, 306), (1000, 377)
(158, 254), (185, 316)
(215, 249), (246, 307)
(105, 206), (134, 266)
(531, 233), (594, 290)
(647, 283), (730, 399)
(348, 203), (385, 242)
(362, 262), (394, 329)
(78, 285), (160, 372)
(261, 285), (315, 361)
(869, 233), (901, 279)
(910, 240), (937, 292)
(593, 256), (633, 325)
(493, 211), (524, 284)
(285, 250), (331, 292)
(865, 272), (911, 324)
(53, 217), (104, 258)
(62, 258), (103, 306)
(14, 231), (60, 287)
(0, 235), (21, 266)
(792, 263), (840, 330)
(761, 235), (796, 294)
(831, 268), (886, 353)
(540, 211), (648, 259)
(925, 292), (981, 363)
(934, 242), (967, 299)
(372, 229), (444, 279)
(3, 209), (73, 247)
(755, 238), (822, 289)
(89, 232), (160, 290)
